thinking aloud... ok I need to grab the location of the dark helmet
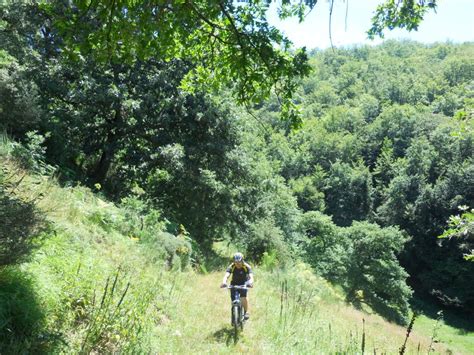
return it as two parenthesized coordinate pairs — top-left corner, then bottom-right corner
(233, 252), (244, 262)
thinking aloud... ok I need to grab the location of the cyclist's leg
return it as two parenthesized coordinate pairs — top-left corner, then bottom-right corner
(240, 289), (249, 314)
(230, 288), (238, 301)
(241, 297), (248, 312)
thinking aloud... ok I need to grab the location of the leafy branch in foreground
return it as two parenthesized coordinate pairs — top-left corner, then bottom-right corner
(35, 0), (313, 128)
(439, 206), (474, 261)
(30, 0), (439, 128)
(368, 0), (437, 39)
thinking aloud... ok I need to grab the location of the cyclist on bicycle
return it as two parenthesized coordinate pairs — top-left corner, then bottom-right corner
(220, 252), (254, 319)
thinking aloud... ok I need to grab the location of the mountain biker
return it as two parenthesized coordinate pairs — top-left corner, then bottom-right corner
(220, 252), (254, 320)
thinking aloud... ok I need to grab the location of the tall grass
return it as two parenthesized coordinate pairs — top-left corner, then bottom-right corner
(147, 264), (468, 354)
(20, 203), (192, 353)
(0, 144), (191, 352)
(0, 267), (52, 353)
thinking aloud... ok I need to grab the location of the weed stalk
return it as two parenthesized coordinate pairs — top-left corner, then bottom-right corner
(399, 311), (418, 355)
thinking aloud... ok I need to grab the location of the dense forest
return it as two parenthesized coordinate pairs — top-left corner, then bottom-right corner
(1, 1), (473, 352)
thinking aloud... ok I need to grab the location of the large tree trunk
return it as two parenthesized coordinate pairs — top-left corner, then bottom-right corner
(91, 63), (125, 185)
(92, 104), (122, 184)
(92, 144), (114, 184)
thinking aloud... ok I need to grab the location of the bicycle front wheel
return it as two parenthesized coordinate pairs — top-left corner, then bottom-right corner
(232, 305), (239, 339)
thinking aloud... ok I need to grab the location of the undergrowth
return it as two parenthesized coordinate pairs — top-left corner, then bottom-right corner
(0, 136), (192, 352)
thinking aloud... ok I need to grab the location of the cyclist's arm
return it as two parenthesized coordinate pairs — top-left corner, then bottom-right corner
(246, 272), (254, 286)
(222, 272), (231, 285)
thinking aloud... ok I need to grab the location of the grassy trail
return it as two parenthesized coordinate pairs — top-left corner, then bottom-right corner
(149, 270), (470, 354)
(151, 272), (261, 353)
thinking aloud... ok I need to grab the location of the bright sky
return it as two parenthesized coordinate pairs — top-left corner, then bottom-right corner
(267, 0), (474, 49)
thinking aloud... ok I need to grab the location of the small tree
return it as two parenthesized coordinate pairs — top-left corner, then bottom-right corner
(301, 211), (350, 283)
(243, 218), (290, 264)
(343, 221), (412, 324)
(302, 214), (412, 324)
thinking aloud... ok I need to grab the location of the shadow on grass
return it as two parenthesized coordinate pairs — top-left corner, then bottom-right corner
(411, 296), (474, 333)
(0, 267), (64, 353)
(199, 249), (233, 273)
(348, 294), (408, 325)
(211, 326), (240, 346)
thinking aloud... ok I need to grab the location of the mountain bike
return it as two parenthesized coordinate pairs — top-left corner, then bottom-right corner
(223, 285), (250, 338)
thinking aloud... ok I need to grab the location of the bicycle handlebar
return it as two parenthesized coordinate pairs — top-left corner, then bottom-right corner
(221, 284), (252, 290)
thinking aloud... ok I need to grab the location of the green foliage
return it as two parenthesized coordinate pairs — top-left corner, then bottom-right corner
(10, 131), (52, 174)
(439, 207), (474, 261)
(369, 105), (421, 157)
(84, 195), (193, 271)
(368, 0), (437, 39)
(3, 0), (438, 127)
(242, 218), (290, 264)
(2, 0), (474, 322)
(260, 250), (279, 271)
(260, 42), (474, 316)
(324, 160), (373, 226)
(30, 231), (171, 353)
(155, 232), (193, 271)
(301, 211), (350, 282)
(9, 177), (190, 352)
(0, 268), (52, 353)
(302, 213), (412, 323)
(31, 0), (313, 127)
(73, 268), (156, 353)
(342, 222), (412, 324)
(2, 0), (474, 346)
(289, 174), (326, 212)
(443, 57), (474, 86)
(0, 51), (41, 137)
(0, 167), (47, 267)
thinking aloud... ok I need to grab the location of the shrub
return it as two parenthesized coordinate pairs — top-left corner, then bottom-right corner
(0, 171), (47, 267)
(149, 231), (191, 271)
(9, 131), (53, 175)
(301, 211), (350, 282)
(116, 197), (192, 270)
(0, 268), (53, 353)
(243, 218), (291, 264)
(261, 250), (279, 271)
(343, 221), (412, 324)
(0, 52), (42, 137)
(301, 212), (412, 324)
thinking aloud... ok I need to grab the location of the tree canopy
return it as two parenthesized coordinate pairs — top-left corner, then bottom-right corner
(2, 0), (438, 127)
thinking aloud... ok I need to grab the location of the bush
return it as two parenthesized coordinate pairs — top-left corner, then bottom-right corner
(242, 218), (290, 264)
(343, 221), (413, 324)
(10, 131), (53, 175)
(0, 171), (47, 267)
(260, 250), (279, 271)
(0, 268), (53, 353)
(116, 197), (192, 270)
(301, 212), (412, 324)
(154, 232), (192, 271)
(0, 52), (42, 137)
(301, 211), (350, 282)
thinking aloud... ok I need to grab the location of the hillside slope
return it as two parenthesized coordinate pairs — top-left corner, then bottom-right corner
(0, 146), (472, 354)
